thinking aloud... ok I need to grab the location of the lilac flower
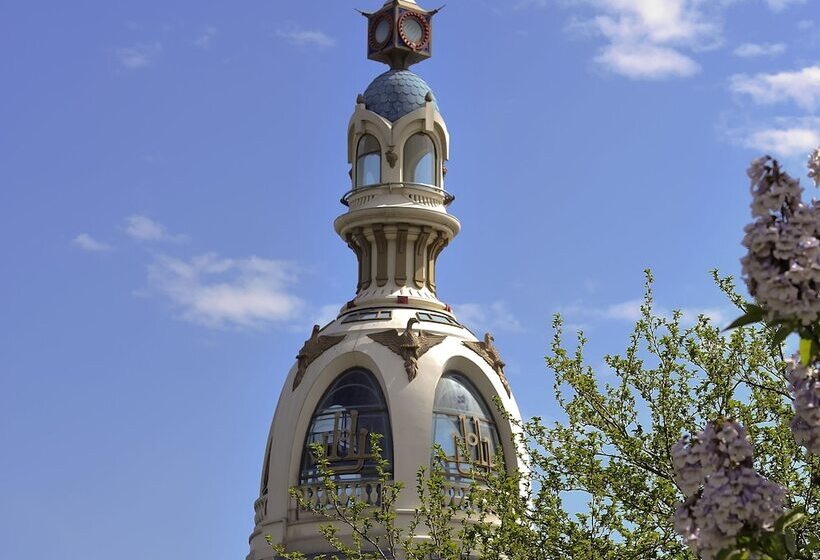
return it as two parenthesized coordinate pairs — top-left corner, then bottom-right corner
(787, 356), (820, 454)
(809, 147), (820, 188)
(671, 420), (785, 560)
(741, 157), (820, 326)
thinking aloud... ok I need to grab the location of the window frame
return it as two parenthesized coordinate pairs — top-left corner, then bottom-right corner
(355, 134), (382, 188)
(299, 368), (392, 485)
(402, 132), (438, 187)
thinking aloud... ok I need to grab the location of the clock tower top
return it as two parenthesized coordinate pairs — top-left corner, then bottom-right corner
(365, 0), (440, 70)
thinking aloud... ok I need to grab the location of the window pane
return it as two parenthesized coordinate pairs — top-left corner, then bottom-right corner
(403, 133), (436, 186)
(432, 372), (502, 483)
(356, 135), (381, 187)
(300, 369), (392, 485)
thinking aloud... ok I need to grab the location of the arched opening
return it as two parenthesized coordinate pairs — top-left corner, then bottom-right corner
(403, 132), (436, 186)
(355, 134), (381, 188)
(300, 368), (392, 484)
(432, 372), (502, 482)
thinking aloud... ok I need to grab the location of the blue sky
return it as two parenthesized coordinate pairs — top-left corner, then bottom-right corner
(1, 0), (819, 558)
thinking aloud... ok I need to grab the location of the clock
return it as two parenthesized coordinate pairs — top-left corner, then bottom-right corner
(369, 13), (392, 49)
(398, 12), (430, 50)
(367, 4), (434, 69)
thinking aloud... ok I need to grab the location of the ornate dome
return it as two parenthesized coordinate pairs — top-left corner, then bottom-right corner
(363, 70), (438, 122)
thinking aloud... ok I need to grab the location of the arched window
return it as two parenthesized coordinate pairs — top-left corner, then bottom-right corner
(300, 368), (392, 484)
(432, 372), (502, 482)
(356, 134), (381, 188)
(403, 133), (436, 186)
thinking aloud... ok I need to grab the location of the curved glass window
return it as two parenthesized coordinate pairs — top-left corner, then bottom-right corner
(403, 133), (436, 186)
(355, 134), (381, 188)
(300, 368), (392, 484)
(433, 372), (501, 482)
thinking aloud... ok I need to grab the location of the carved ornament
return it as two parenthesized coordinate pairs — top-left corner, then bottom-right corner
(462, 333), (511, 397)
(292, 325), (346, 391)
(368, 318), (446, 381)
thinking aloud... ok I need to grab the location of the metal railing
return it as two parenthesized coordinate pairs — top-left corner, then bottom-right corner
(340, 182), (455, 207)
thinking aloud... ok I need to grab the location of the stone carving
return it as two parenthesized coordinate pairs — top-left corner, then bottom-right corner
(368, 318), (446, 381)
(462, 333), (511, 397)
(293, 325), (346, 391)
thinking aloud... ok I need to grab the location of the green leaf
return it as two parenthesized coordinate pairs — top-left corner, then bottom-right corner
(725, 305), (765, 330)
(800, 338), (813, 365)
(775, 507), (807, 532)
(772, 325), (793, 347)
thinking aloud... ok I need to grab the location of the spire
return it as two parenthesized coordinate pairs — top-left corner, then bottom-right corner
(336, 1), (455, 314)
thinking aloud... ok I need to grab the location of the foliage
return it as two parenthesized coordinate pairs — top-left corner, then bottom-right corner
(268, 270), (819, 559)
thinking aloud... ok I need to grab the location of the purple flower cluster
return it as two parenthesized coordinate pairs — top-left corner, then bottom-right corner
(672, 420), (786, 560)
(809, 147), (820, 188)
(741, 156), (820, 326)
(787, 355), (820, 454)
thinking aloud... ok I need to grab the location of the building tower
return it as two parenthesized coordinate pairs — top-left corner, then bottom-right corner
(247, 1), (522, 557)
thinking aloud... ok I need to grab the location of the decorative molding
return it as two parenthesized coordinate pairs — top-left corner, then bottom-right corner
(374, 224), (388, 287)
(395, 224), (408, 286)
(352, 228), (372, 290)
(413, 226), (432, 289)
(368, 318), (446, 381)
(385, 148), (398, 168)
(293, 325), (346, 391)
(462, 333), (511, 397)
(345, 233), (364, 293)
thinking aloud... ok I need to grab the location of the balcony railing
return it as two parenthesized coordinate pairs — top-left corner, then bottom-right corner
(341, 182), (455, 209)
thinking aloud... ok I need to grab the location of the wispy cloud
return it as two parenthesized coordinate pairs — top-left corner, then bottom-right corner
(114, 42), (162, 69)
(194, 26), (217, 49)
(730, 65), (820, 111)
(562, 0), (727, 80)
(452, 301), (524, 334)
(764, 0), (806, 12)
(797, 19), (814, 31)
(73, 233), (112, 252)
(275, 27), (335, 49)
(727, 117), (820, 158)
(559, 299), (728, 330)
(594, 43), (700, 79)
(124, 215), (184, 242)
(733, 42), (786, 58)
(147, 254), (304, 329)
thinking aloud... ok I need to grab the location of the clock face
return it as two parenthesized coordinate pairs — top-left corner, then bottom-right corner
(401, 18), (423, 44)
(374, 19), (390, 44)
(398, 12), (430, 50)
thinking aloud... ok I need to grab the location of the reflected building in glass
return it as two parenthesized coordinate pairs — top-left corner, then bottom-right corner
(247, 1), (522, 557)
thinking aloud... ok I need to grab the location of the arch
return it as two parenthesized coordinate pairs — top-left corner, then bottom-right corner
(432, 371), (502, 482)
(355, 134), (381, 188)
(299, 367), (392, 484)
(403, 132), (437, 186)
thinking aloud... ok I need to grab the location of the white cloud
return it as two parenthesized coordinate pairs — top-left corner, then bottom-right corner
(560, 0), (725, 80)
(733, 118), (820, 157)
(595, 43), (700, 79)
(73, 233), (112, 252)
(275, 28), (335, 49)
(764, 0), (806, 11)
(730, 65), (820, 111)
(797, 19), (814, 30)
(114, 42), (162, 69)
(194, 26), (217, 49)
(452, 301), (523, 334)
(732, 42), (786, 58)
(147, 254), (304, 329)
(124, 215), (183, 242)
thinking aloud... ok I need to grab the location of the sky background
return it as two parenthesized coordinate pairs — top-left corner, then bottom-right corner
(1, 0), (819, 558)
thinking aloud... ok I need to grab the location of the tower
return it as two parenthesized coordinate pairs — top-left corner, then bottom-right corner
(247, 2), (522, 557)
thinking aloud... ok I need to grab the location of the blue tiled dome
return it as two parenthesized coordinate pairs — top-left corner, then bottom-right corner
(363, 70), (438, 122)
